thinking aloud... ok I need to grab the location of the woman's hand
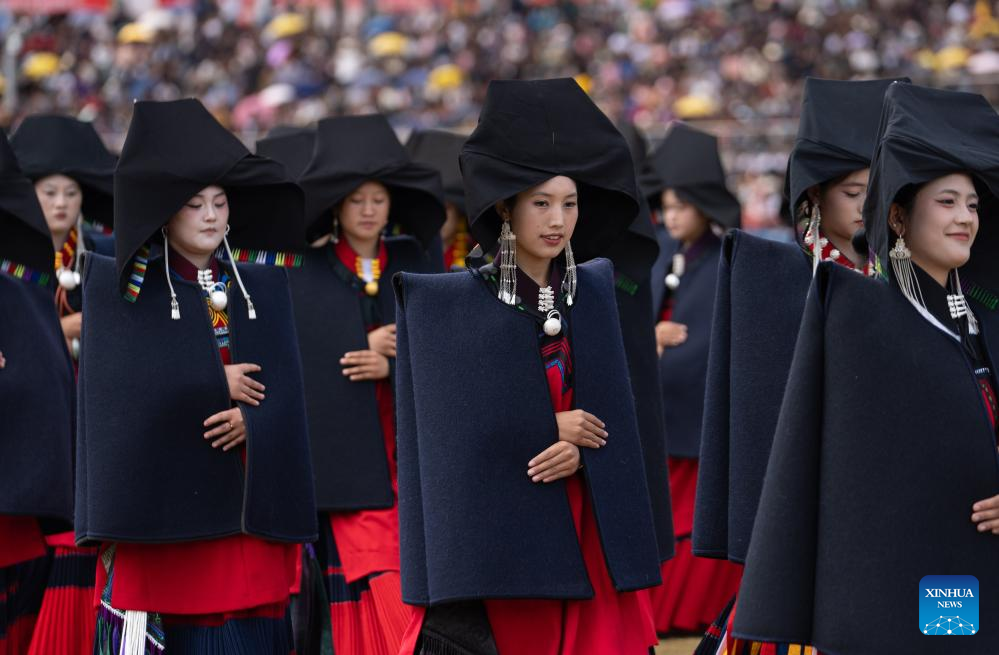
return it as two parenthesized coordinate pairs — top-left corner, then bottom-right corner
(655, 320), (687, 355)
(61, 312), (82, 342)
(556, 409), (607, 449)
(527, 441), (581, 483)
(225, 363), (266, 406)
(972, 494), (999, 534)
(367, 324), (397, 358)
(203, 407), (247, 452)
(341, 350), (390, 381)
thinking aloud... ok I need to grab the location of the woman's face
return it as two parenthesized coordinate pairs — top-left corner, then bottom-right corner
(166, 185), (229, 258)
(501, 176), (578, 263)
(440, 201), (463, 243)
(661, 188), (708, 244)
(35, 174), (82, 240)
(891, 172), (979, 278)
(810, 168), (868, 244)
(338, 180), (390, 242)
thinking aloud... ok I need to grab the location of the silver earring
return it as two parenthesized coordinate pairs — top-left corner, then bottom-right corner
(804, 203), (828, 273)
(889, 233), (925, 311)
(498, 219), (517, 305)
(331, 215), (339, 244)
(561, 239), (576, 306)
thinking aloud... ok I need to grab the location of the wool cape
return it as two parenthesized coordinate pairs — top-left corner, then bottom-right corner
(75, 253), (318, 544)
(393, 258), (662, 605)
(693, 79), (898, 563)
(603, 202), (675, 562)
(0, 130), (74, 528)
(75, 97), (316, 544)
(692, 230), (810, 562)
(288, 235), (430, 510)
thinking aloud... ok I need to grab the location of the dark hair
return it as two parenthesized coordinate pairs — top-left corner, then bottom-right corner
(891, 182), (923, 216)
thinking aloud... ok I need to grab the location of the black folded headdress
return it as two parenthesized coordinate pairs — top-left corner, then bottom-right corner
(0, 131), (52, 276)
(863, 82), (999, 285)
(786, 77), (907, 217)
(255, 125), (316, 181)
(11, 114), (116, 228)
(299, 114), (445, 247)
(646, 122), (741, 229)
(114, 98), (305, 297)
(460, 78), (640, 259)
(405, 128), (466, 215)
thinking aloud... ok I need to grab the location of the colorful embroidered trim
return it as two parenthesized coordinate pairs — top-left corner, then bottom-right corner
(54, 226), (78, 272)
(964, 281), (999, 311)
(229, 248), (303, 268)
(614, 272), (639, 296)
(0, 259), (51, 286)
(123, 245), (151, 303)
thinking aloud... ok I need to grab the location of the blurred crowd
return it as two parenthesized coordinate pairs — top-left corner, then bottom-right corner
(4, 0), (999, 231)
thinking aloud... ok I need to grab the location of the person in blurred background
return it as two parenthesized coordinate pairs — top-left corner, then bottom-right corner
(646, 121), (744, 638)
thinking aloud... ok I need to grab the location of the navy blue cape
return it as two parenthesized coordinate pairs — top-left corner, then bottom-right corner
(394, 258), (661, 605)
(286, 235), (431, 511)
(0, 273), (74, 528)
(693, 230), (811, 562)
(734, 263), (999, 653)
(613, 275), (675, 562)
(76, 253), (317, 544)
(657, 233), (720, 458)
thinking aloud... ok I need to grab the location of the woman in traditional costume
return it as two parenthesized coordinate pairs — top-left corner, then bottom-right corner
(395, 78), (662, 655)
(0, 131), (74, 655)
(646, 122), (743, 636)
(77, 98), (317, 654)
(292, 113), (445, 655)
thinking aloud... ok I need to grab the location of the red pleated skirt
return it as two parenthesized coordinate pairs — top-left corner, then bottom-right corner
(399, 474), (658, 655)
(318, 515), (407, 655)
(26, 538), (97, 655)
(0, 554), (49, 655)
(651, 457), (743, 635)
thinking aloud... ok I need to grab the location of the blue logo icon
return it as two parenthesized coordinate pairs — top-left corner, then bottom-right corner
(920, 575), (979, 636)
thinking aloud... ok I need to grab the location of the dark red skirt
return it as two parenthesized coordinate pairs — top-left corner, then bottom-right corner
(650, 457), (743, 635)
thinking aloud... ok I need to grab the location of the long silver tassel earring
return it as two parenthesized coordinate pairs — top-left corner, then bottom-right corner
(562, 239), (576, 306)
(222, 225), (257, 319)
(948, 268), (979, 333)
(162, 227), (181, 320)
(498, 220), (517, 305)
(889, 233), (925, 311)
(803, 203), (823, 274)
